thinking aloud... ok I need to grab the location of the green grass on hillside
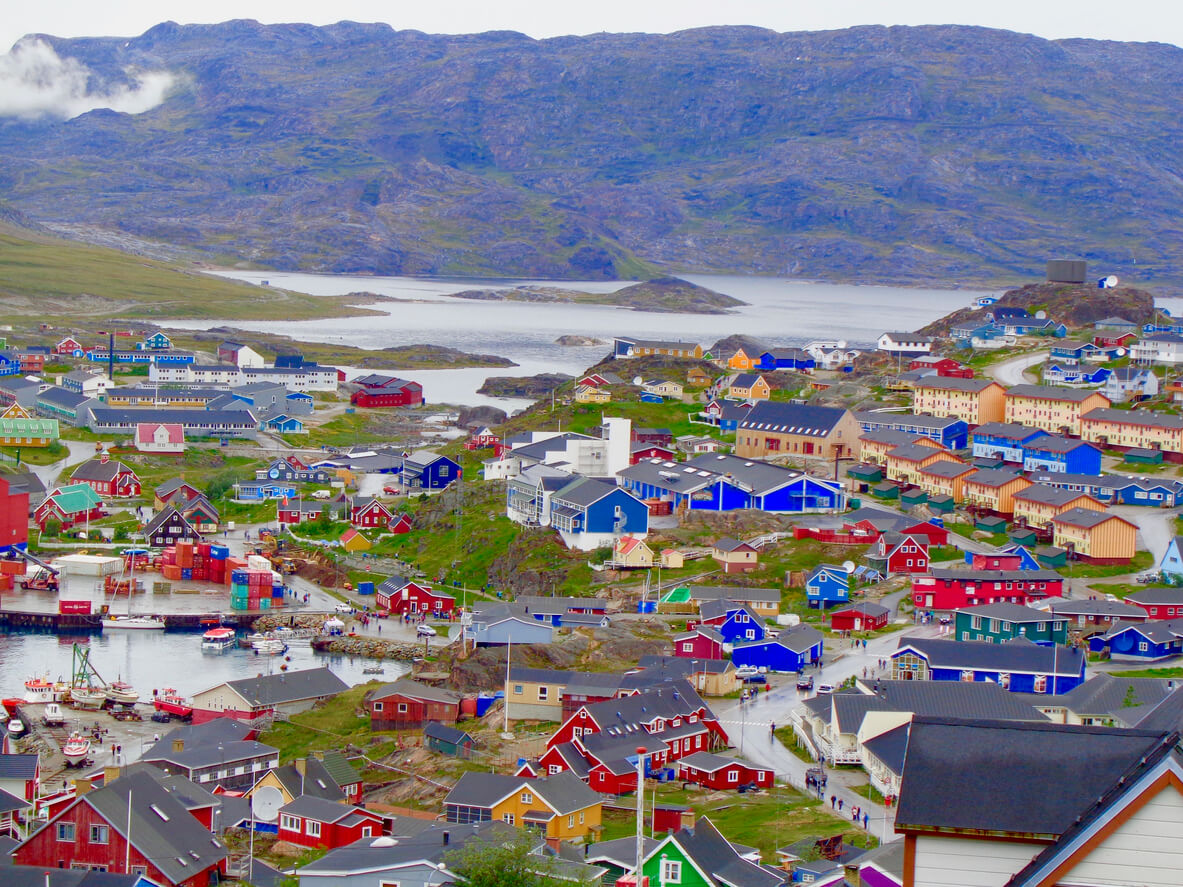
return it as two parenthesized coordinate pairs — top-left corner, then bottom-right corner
(261, 682), (385, 761)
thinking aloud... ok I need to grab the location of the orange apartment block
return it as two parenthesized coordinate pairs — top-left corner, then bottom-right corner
(1003, 385), (1111, 435)
(916, 460), (978, 502)
(912, 378), (1006, 425)
(884, 443), (963, 486)
(859, 430), (946, 467)
(1051, 507), (1137, 564)
(962, 469), (1033, 516)
(1012, 486), (1107, 532)
(1080, 408), (1183, 460)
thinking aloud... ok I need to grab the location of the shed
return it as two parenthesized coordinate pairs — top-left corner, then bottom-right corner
(340, 528), (371, 552)
(928, 495), (955, 513)
(424, 721), (476, 759)
(871, 482), (899, 500)
(1037, 546), (1069, 568)
(1124, 448), (1164, 465)
(900, 488), (928, 507)
(1008, 527), (1038, 547)
(975, 515), (1008, 533)
(848, 464), (883, 483)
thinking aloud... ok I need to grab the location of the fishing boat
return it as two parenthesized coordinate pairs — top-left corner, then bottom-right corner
(69, 687), (106, 710)
(7, 718), (24, 737)
(201, 627), (236, 651)
(62, 732), (90, 767)
(24, 676), (65, 704)
(101, 615), (166, 630)
(41, 703), (66, 727)
(251, 638), (288, 655)
(153, 689), (193, 719)
(67, 644), (107, 710)
(362, 665), (385, 675)
(105, 681), (139, 705)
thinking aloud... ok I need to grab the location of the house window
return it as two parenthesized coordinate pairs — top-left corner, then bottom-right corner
(372, 701), (384, 712)
(521, 792), (533, 805)
(502, 813), (515, 825)
(579, 811), (585, 824)
(397, 703), (409, 713)
(89, 825), (109, 844)
(57, 822), (76, 841)
(568, 814), (575, 828)
(662, 860), (682, 883)
(281, 814), (299, 831)
(1034, 675), (1048, 694)
(306, 820), (322, 837)
(538, 687), (549, 701)
(960, 670), (974, 682)
(728, 771), (739, 782)
(1139, 642), (1149, 652)
(549, 765), (561, 775)
(682, 643), (694, 652)
(131, 867), (147, 877)
(362, 826), (373, 838)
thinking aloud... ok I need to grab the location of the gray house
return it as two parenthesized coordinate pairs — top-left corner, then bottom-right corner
(469, 603), (555, 647)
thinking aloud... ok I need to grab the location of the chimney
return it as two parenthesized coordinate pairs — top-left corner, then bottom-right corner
(104, 765), (121, 784)
(546, 835), (562, 853)
(442, 830), (450, 846)
(73, 778), (91, 796)
(173, 738), (184, 754)
(294, 758), (306, 776)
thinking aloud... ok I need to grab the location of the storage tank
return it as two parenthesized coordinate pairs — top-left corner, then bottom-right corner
(459, 696), (479, 719)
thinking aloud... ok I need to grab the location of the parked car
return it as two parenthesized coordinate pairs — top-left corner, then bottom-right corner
(383, 485), (401, 495)
(334, 603), (354, 614)
(816, 683), (834, 695)
(796, 675), (814, 691)
(416, 624), (438, 638)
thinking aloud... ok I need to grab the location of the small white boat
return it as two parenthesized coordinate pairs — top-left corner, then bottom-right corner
(69, 687), (106, 710)
(251, 638), (288, 655)
(102, 615), (165, 630)
(42, 703), (66, 727)
(105, 681), (139, 705)
(362, 665), (385, 675)
(7, 719), (25, 737)
(201, 627), (236, 651)
(24, 676), (65, 704)
(62, 731), (90, 767)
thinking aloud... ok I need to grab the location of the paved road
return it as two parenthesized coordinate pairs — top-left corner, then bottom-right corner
(29, 439), (99, 488)
(987, 350), (1047, 386)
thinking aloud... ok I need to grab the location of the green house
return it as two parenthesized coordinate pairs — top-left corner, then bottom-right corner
(928, 495), (955, 514)
(1124, 447), (1164, 465)
(1036, 545), (1069, 568)
(848, 464), (883, 483)
(1009, 527), (1038, 547)
(975, 515), (1008, 533)
(424, 721), (476, 759)
(641, 817), (784, 887)
(871, 482), (899, 500)
(954, 602), (1068, 645)
(900, 488), (928, 507)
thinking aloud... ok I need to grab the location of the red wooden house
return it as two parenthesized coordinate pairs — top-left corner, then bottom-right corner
(630, 443), (678, 464)
(0, 477), (28, 553)
(55, 336), (83, 355)
(276, 796), (382, 849)
(155, 478), (203, 510)
(874, 532), (929, 575)
(387, 512), (412, 534)
(349, 496), (394, 529)
(1094, 332), (1138, 348)
(676, 752), (773, 789)
(365, 679), (461, 730)
(673, 625), (726, 660)
(970, 552), (1024, 571)
(34, 484), (104, 532)
(69, 455), (142, 498)
(16, 350), (45, 373)
(911, 568), (1065, 611)
(376, 576), (455, 616)
(845, 516), (949, 547)
(1123, 588), (1183, 620)
(830, 602), (891, 632)
(0, 753), (40, 804)
(464, 427), (501, 450)
(349, 375), (423, 408)
(908, 356), (974, 378)
(13, 770), (227, 887)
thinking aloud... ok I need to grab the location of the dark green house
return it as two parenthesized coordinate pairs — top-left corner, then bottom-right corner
(641, 817), (786, 887)
(955, 602), (1068, 645)
(424, 720), (476, 759)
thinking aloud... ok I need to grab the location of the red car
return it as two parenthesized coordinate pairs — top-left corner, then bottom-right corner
(383, 485), (401, 495)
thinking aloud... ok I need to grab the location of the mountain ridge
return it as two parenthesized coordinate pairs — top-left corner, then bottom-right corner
(3, 22), (1183, 288)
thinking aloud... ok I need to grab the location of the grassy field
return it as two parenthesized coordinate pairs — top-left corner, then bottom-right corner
(0, 441), (68, 466)
(1109, 665), (1183, 678)
(261, 683), (386, 761)
(0, 222), (384, 322)
(1065, 550), (1154, 579)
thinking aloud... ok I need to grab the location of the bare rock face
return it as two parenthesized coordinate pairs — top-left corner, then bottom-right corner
(556, 335), (607, 346)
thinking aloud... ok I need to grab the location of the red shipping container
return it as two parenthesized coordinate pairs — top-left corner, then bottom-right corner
(58, 600), (92, 615)
(162, 551), (176, 566)
(0, 574), (12, 591)
(197, 542), (211, 557)
(0, 560), (27, 576)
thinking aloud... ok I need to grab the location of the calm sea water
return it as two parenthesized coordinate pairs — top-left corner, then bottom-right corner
(166, 272), (990, 408)
(3, 631), (407, 699)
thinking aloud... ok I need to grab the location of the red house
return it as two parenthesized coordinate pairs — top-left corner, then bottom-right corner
(365, 679), (461, 730)
(630, 443), (678, 465)
(16, 350), (45, 373)
(830, 602), (891, 632)
(464, 427), (501, 450)
(1123, 588), (1183, 620)
(376, 576), (455, 616)
(55, 336), (83, 355)
(874, 532), (929, 574)
(387, 512), (412, 534)
(673, 625), (726, 660)
(845, 517), (948, 548)
(677, 752), (773, 789)
(911, 568), (1065, 611)
(349, 374), (423, 408)
(276, 796), (382, 849)
(908, 356), (974, 378)
(0, 477), (29, 553)
(1094, 332), (1138, 348)
(69, 455), (142, 498)
(349, 496), (394, 529)
(13, 770), (227, 887)
(970, 552), (1024, 571)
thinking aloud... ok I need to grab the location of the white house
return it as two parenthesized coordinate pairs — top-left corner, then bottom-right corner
(877, 332), (935, 357)
(1102, 367), (1159, 403)
(1130, 333), (1183, 365)
(135, 422), (186, 454)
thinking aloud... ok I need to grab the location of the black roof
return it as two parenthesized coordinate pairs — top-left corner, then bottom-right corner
(862, 722), (910, 776)
(424, 721), (475, 745)
(895, 636), (1084, 675)
(0, 754), (38, 779)
(896, 717), (1169, 837)
(3, 869), (144, 887)
(223, 666), (349, 707)
(660, 816), (784, 887)
(737, 401), (849, 437)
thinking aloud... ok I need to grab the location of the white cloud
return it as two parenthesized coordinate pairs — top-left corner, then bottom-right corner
(0, 38), (174, 120)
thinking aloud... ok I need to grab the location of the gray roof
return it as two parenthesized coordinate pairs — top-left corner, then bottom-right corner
(368, 678), (461, 705)
(223, 666), (349, 707)
(70, 458), (135, 484)
(0, 754), (38, 779)
(896, 717), (1170, 836)
(655, 816), (785, 887)
(929, 567), (1063, 583)
(517, 595), (608, 614)
(587, 835), (661, 870)
(862, 722), (910, 776)
(737, 401), (850, 437)
(144, 738), (277, 771)
(551, 475), (626, 508)
(832, 601), (890, 619)
(1014, 484), (1097, 507)
(686, 453), (834, 495)
(688, 585), (780, 604)
(267, 759), (345, 802)
(279, 794), (367, 823)
(871, 680), (1051, 722)
(1060, 674), (1178, 724)
(299, 820), (519, 875)
(913, 376), (999, 392)
(1025, 435), (1097, 454)
(958, 602), (1057, 623)
(424, 721), (475, 745)
(860, 428), (939, 446)
(1007, 384), (1105, 403)
(972, 422), (1046, 441)
(1125, 587), (1183, 606)
(1053, 506), (1128, 529)
(854, 411), (964, 431)
(919, 459), (975, 478)
(1082, 407), (1183, 430)
(1050, 598), (1146, 619)
(734, 624), (823, 655)
(965, 468), (1028, 488)
(895, 636), (1084, 675)
(445, 770), (597, 817)
(2, 869), (144, 887)
(889, 441), (949, 462)
(677, 751), (767, 774)
(0, 787), (29, 814)
(37, 386), (90, 408)
(88, 407), (257, 427)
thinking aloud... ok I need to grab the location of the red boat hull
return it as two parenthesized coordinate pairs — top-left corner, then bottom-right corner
(153, 698), (193, 718)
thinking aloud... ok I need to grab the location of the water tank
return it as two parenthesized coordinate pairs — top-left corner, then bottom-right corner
(459, 696), (479, 718)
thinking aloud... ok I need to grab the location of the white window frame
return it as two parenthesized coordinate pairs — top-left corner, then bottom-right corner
(306, 820), (322, 838)
(662, 860), (682, 883)
(281, 814), (300, 831)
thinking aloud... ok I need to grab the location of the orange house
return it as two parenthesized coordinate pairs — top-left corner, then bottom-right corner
(860, 431), (946, 467)
(1051, 508), (1137, 564)
(916, 460), (978, 502)
(1012, 487), (1107, 532)
(725, 349), (759, 371)
(962, 469), (1033, 516)
(727, 373), (771, 401)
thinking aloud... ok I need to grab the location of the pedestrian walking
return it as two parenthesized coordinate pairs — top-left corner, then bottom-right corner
(863, 639), (868, 650)
(770, 722), (776, 739)
(830, 795), (836, 809)
(862, 667), (868, 679)
(838, 798), (844, 811)
(863, 812), (870, 829)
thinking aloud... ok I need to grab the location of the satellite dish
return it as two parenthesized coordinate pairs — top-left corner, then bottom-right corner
(836, 341), (847, 350)
(1105, 275), (1119, 288)
(250, 786), (284, 823)
(632, 376), (643, 386)
(1034, 310), (1047, 320)
(843, 560), (856, 573)
(1115, 347), (1127, 358)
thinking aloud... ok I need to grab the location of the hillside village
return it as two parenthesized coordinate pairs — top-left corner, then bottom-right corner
(6, 263), (1183, 886)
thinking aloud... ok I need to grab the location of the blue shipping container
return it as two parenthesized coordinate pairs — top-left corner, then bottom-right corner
(272, 587), (284, 598)
(210, 545), (230, 560)
(231, 570), (249, 584)
(181, 568), (192, 580)
(475, 694), (495, 717)
(357, 581), (375, 595)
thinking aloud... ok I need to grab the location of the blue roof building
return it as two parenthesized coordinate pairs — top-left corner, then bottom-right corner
(853, 411), (968, 449)
(756, 348), (816, 372)
(548, 476), (649, 552)
(1159, 536), (1183, 584)
(891, 637), (1086, 694)
(1090, 620), (1183, 662)
(971, 423), (1047, 463)
(400, 450), (461, 491)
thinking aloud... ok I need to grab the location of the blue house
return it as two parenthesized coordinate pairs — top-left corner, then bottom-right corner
(756, 348), (816, 372)
(1159, 536), (1183, 584)
(236, 481), (298, 501)
(891, 637), (1086, 694)
(805, 564), (850, 609)
(698, 600), (767, 644)
(731, 625), (824, 673)
(696, 400), (753, 431)
(264, 414), (305, 434)
(470, 603), (555, 646)
(0, 352), (21, 377)
(1026, 473), (1183, 507)
(853, 411), (968, 449)
(971, 423), (1047, 463)
(138, 331), (173, 350)
(1050, 341), (1109, 362)
(1022, 437), (1102, 475)
(998, 544), (1043, 571)
(548, 476), (649, 552)
(400, 450), (462, 491)
(285, 391), (315, 414)
(1042, 364), (1110, 386)
(1090, 620), (1183, 662)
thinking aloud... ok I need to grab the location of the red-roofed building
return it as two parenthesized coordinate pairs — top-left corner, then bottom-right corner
(136, 422), (186, 454)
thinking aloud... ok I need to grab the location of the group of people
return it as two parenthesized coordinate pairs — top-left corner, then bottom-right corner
(828, 795), (871, 830)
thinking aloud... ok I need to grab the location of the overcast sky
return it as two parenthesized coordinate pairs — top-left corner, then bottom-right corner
(4, 0), (1183, 51)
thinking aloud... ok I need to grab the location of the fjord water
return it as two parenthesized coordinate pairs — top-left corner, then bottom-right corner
(175, 272), (986, 407)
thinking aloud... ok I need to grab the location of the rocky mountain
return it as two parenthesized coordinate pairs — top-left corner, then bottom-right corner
(4, 22), (1183, 286)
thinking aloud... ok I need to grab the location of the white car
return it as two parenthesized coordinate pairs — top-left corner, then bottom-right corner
(816, 683), (834, 695)
(416, 624), (438, 638)
(334, 603), (354, 614)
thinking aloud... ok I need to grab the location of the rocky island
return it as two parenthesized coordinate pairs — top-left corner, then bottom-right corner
(450, 277), (745, 315)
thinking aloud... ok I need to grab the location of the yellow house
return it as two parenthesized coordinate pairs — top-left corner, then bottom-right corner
(686, 367), (712, 387)
(613, 535), (654, 568)
(340, 528), (372, 552)
(575, 385), (612, 404)
(619, 339), (703, 359)
(711, 537), (759, 573)
(725, 348), (759, 371)
(913, 378), (1006, 425)
(660, 548), (685, 569)
(860, 431), (946, 467)
(1012, 487), (1106, 531)
(727, 373), (771, 401)
(916, 460), (977, 502)
(1003, 385), (1111, 435)
(0, 401), (59, 447)
(643, 380), (684, 398)
(962, 469), (1033, 515)
(884, 443), (963, 486)
(447, 772), (602, 842)
(1081, 408), (1183, 454)
(1051, 507), (1137, 563)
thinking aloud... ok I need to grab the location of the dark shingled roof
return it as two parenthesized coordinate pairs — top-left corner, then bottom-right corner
(895, 636), (1084, 675)
(862, 722), (910, 776)
(737, 401), (849, 437)
(896, 717), (1168, 836)
(1007, 384), (1106, 402)
(224, 666), (349, 707)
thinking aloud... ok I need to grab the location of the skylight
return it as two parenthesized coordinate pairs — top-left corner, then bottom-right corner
(150, 804), (170, 821)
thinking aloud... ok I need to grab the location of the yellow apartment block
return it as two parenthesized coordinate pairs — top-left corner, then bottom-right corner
(916, 461), (977, 502)
(1080, 408), (1183, 455)
(1003, 386), (1110, 435)
(885, 445), (962, 486)
(962, 469), (1033, 515)
(1051, 508), (1137, 563)
(1012, 488), (1106, 531)
(912, 378), (1006, 425)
